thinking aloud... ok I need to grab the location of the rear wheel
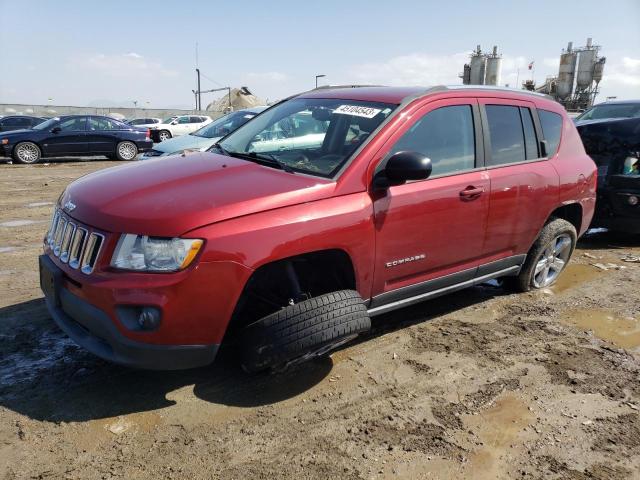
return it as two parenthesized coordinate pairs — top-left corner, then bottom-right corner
(12, 142), (41, 164)
(241, 290), (370, 373)
(158, 130), (172, 142)
(505, 218), (577, 292)
(115, 141), (138, 161)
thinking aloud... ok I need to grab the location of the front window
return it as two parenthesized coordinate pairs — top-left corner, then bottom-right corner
(162, 116), (176, 124)
(576, 104), (640, 121)
(218, 98), (396, 177)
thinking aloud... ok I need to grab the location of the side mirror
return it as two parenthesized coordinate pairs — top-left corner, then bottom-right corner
(171, 120), (178, 125)
(375, 151), (432, 189)
(51, 126), (61, 134)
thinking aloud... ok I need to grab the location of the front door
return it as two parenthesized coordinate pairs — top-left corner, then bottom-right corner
(42, 117), (88, 156)
(370, 99), (490, 308)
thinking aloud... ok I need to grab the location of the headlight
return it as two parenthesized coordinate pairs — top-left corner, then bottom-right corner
(110, 234), (203, 272)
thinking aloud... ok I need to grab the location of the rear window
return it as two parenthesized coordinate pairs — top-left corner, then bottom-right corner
(539, 110), (563, 156)
(485, 105), (526, 166)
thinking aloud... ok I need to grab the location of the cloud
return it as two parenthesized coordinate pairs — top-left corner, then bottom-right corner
(76, 52), (178, 78)
(543, 57), (560, 68)
(600, 56), (640, 90)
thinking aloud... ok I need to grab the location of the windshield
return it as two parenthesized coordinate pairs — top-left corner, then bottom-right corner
(33, 118), (59, 130)
(577, 104), (640, 121)
(218, 98), (396, 177)
(193, 110), (259, 138)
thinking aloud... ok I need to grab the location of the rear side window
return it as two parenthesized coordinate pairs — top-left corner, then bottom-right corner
(485, 105), (525, 166)
(389, 105), (476, 177)
(538, 110), (563, 156)
(520, 107), (539, 160)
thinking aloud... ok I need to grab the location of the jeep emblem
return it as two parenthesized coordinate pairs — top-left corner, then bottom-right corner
(63, 200), (76, 212)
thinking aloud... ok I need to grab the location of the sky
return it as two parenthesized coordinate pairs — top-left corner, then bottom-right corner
(0, 0), (638, 109)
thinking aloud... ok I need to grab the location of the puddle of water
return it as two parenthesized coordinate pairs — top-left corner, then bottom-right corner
(551, 263), (602, 294)
(0, 220), (45, 227)
(464, 394), (533, 480)
(26, 201), (53, 208)
(0, 246), (17, 253)
(560, 309), (640, 350)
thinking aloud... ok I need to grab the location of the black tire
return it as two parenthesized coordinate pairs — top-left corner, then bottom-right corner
(241, 290), (371, 373)
(115, 141), (138, 161)
(12, 142), (41, 164)
(505, 217), (577, 292)
(158, 130), (172, 142)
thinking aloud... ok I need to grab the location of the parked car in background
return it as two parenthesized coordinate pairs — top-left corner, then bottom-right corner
(127, 118), (162, 127)
(150, 115), (212, 142)
(40, 86), (595, 373)
(0, 115), (152, 164)
(0, 115), (47, 132)
(576, 100), (640, 233)
(140, 107), (267, 160)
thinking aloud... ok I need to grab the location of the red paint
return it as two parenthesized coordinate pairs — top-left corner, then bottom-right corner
(47, 87), (595, 348)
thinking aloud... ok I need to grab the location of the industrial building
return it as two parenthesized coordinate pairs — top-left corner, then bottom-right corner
(523, 38), (605, 112)
(460, 45), (503, 86)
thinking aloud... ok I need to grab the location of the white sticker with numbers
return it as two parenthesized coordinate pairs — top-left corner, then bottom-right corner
(333, 105), (382, 118)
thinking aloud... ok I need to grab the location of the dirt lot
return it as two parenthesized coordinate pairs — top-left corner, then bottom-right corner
(1, 159), (639, 480)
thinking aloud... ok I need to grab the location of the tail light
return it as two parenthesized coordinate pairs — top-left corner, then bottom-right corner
(146, 128), (150, 139)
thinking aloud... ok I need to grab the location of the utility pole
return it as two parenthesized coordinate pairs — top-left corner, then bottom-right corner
(195, 68), (201, 110)
(315, 74), (326, 88)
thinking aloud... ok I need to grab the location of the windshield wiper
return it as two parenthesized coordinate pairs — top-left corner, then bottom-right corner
(210, 145), (294, 173)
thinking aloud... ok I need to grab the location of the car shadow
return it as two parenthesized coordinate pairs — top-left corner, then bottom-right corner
(0, 284), (508, 423)
(577, 228), (640, 251)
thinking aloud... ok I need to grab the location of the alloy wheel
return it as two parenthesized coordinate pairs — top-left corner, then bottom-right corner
(16, 143), (40, 163)
(118, 142), (137, 160)
(532, 233), (572, 288)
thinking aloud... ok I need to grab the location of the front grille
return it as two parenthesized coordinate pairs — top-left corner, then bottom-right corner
(47, 207), (105, 275)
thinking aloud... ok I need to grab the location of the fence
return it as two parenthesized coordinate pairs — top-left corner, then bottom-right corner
(0, 103), (222, 120)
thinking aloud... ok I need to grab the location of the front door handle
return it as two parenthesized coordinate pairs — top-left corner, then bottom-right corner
(459, 185), (485, 201)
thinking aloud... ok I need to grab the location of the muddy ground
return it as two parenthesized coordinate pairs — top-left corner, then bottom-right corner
(1, 159), (639, 480)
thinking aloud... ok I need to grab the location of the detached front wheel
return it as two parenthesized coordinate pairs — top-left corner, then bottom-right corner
(241, 290), (371, 373)
(506, 218), (577, 292)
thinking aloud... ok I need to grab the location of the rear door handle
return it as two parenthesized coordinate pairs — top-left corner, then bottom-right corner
(459, 186), (485, 201)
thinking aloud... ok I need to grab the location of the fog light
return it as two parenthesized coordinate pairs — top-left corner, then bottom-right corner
(628, 195), (639, 206)
(138, 307), (161, 330)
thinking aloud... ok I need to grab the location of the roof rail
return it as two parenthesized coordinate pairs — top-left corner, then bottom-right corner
(440, 85), (555, 101)
(312, 84), (383, 90)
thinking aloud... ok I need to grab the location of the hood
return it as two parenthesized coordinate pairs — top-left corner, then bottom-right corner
(61, 152), (335, 236)
(1, 129), (34, 137)
(154, 134), (218, 155)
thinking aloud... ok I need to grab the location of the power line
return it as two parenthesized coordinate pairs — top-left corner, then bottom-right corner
(200, 71), (224, 88)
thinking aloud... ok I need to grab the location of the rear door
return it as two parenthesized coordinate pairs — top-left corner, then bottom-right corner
(86, 117), (125, 153)
(43, 117), (88, 155)
(479, 99), (559, 262)
(370, 98), (490, 309)
(0, 117), (31, 132)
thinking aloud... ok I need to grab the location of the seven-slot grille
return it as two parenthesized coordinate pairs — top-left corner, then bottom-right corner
(46, 207), (105, 274)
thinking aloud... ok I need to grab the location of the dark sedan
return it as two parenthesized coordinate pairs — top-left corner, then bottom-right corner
(0, 115), (153, 164)
(0, 115), (47, 132)
(576, 100), (640, 233)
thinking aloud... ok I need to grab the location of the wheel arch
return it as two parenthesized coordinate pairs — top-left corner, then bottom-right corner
(223, 248), (358, 341)
(547, 202), (583, 234)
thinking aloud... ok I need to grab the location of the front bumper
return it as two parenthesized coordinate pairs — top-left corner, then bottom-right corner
(39, 254), (218, 370)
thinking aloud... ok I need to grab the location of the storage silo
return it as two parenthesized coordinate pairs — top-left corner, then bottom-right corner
(593, 57), (606, 84)
(462, 64), (471, 85)
(484, 46), (502, 86)
(576, 38), (596, 91)
(556, 42), (577, 99)
(469, 46), (486, 85)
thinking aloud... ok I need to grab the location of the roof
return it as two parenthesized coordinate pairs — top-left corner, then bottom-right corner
(299, 85), (555, 105)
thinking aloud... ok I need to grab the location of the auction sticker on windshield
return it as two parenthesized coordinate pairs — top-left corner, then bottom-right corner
(334, 105), (382, 118)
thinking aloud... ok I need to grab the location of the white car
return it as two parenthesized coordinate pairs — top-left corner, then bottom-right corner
(150, 115), (212, 142)
(127, 117), (162, 127)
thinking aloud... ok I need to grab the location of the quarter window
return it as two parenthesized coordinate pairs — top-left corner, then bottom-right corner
(389, 105), (476, 177)
(538, 110), (563, 156)
(520, 107), (539, 160)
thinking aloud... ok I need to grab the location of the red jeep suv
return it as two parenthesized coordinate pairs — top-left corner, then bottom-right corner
(39, 86), (596, 372)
